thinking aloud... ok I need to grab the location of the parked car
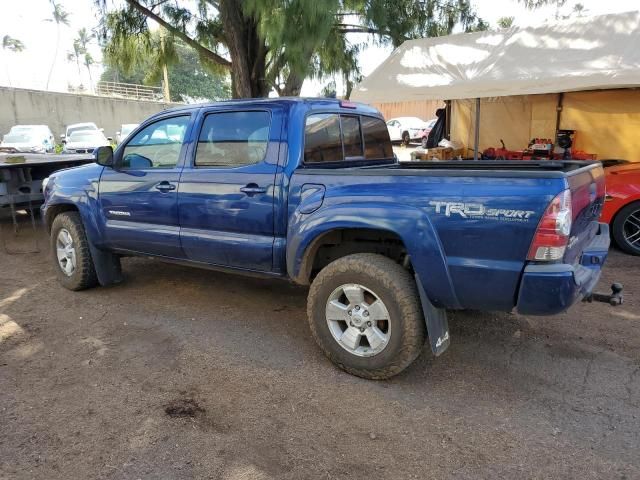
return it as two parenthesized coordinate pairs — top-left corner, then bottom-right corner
(41, 98), (618, 380)
(419, 118), (438, 148)
(115, 123), (139, 144)
(386, 117), (429, 145)
(62, 129), (111, 154)
(61, 122), (101, 141)
(0, 125), (55, 153)
(600, 160), (640, 255)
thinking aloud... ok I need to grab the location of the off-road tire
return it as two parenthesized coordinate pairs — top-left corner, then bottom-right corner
(612, 201), (640, 256)
(50, 212), (99, 290)
(307, 253), (426, 380)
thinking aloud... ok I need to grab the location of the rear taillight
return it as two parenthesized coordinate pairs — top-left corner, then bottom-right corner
(527, 189), (572, 261)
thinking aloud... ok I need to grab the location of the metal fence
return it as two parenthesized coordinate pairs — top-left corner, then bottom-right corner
(95, 81), (163, 101)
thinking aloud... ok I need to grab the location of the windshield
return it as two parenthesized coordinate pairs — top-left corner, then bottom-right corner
(68, 131), (104, 143)
(3, 133), (35, 143)
(68, 124), (97, 136)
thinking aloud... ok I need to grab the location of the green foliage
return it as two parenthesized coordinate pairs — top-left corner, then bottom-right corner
(518, 0), (567, 8)
(101, 34), (231, 102)
(496, 16), (515, 29)
(97, 0), (486, 98)
(2, 35), (25, 52)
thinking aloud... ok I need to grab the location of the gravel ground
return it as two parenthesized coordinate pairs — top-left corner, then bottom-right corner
(0, 219), (639, 480)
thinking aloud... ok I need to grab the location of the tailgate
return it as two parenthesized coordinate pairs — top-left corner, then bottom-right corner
(564, 164), (606, 265)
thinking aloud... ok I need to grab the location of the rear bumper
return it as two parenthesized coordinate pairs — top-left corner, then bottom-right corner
(516, 223), (610, 315)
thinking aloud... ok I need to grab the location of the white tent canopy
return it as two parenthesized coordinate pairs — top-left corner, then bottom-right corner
(352, 11), (640, 103)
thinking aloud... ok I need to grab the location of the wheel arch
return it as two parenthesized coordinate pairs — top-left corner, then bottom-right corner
(45, 203), (79, 233)
(286, 203), (461, 309)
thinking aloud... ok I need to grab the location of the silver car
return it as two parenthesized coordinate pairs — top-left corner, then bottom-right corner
(62, 130), (112, 154)
(0, 125), (55, 153)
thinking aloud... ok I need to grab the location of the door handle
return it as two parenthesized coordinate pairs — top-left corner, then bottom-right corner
(155, 181), (176, 192)
(240, 184), (267, 195)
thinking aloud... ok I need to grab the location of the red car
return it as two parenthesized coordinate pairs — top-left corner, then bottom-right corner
(600, 161), (640, 255)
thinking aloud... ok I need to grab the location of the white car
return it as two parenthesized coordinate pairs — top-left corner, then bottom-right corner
(386, 117), (430, 145)
(61, 122), (101, 141)
(115, 123), (139, 144)
(0, 125), (55, 153)
(62, 129), (111, 154)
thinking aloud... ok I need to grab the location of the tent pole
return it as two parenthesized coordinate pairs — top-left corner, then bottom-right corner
(473, 97), (480, 161)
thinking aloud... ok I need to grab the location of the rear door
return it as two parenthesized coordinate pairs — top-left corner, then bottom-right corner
(177, 107), (283, 271)
(564, 164), (606, 264)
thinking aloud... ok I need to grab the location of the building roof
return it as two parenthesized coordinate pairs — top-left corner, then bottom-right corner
(352, 11), (640, 103)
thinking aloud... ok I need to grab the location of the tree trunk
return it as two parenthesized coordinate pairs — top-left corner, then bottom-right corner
(280, 72), (304, 97)
(219, 0), (268, 98)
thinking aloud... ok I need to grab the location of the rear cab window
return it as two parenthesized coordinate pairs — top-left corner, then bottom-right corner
(304, 112), (392, 165)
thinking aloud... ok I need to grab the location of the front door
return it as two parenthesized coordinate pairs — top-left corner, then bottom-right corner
(178, 108), (282, 271)
(98, 114), (191, 257)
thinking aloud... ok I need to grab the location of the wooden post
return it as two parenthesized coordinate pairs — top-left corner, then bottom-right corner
(473, 98), (480, 161)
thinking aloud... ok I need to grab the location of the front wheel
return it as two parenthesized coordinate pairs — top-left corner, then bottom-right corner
(50, 212), (99, 290)
(307, 253), (426, 380)
(612, 201), (640, 255)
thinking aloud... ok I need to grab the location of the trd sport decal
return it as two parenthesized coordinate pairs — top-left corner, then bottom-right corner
(429, 201), (535, 222)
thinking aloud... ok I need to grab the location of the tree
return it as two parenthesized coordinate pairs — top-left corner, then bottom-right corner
(67, 40), (83, 84)
(101, 35), (231, 102)
(518, 0), (567, 8)
(497, 16), (515, 29)
(2, 35), (25, 87)
(46, 2), (70, 90)
(96, 0), (486, 98)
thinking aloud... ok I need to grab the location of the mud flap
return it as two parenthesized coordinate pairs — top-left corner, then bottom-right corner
(415, 274), (450, 356)
(88, 241), (123, 286)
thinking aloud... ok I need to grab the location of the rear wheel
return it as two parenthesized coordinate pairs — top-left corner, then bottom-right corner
(50, 212), (99, 290)
(421, 136), (428, 149)
(612, 201), (640, 255)
(402, 131), (411, 146)
(307, 253), (426, 380)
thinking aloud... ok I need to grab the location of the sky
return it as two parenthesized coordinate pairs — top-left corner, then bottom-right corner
(1, 0), (639, 97)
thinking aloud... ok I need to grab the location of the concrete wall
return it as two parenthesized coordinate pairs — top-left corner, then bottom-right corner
(0, 87), (181, 141)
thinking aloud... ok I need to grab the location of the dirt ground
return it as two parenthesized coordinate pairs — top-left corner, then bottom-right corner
(1, 217), (639, 480)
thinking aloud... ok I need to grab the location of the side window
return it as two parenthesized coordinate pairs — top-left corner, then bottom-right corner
(121, 116), (189, 169)
(362, 116), (393, 159)
(195, 111), (271, 168)
(341, 115), (363, 159)
(304, 113), (342, 163)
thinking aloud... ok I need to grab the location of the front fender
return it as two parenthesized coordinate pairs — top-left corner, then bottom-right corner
(286, 202), (461, 310)
(43, 163), (105, 247)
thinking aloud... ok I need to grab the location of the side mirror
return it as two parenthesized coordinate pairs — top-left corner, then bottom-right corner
(107, 137), (113, 142)
(61, 139), (67, 144)
(95, 145), (114, 167)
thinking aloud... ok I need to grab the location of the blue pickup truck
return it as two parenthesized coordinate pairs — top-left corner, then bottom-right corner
(41, 98), (618, 379)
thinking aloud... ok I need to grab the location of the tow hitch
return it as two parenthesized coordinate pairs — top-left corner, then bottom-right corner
(584, 283), (624, 306)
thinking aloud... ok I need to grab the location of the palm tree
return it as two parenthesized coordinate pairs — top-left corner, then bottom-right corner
(67, 39), (83, 86)
(76, 28), (95, 91)
(2, 35), (25, 86)
(84, 52), (95, 91)
(45, 2), (70, 90)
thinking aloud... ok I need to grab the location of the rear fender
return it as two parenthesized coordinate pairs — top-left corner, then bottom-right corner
(286, 202), (461, 310)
